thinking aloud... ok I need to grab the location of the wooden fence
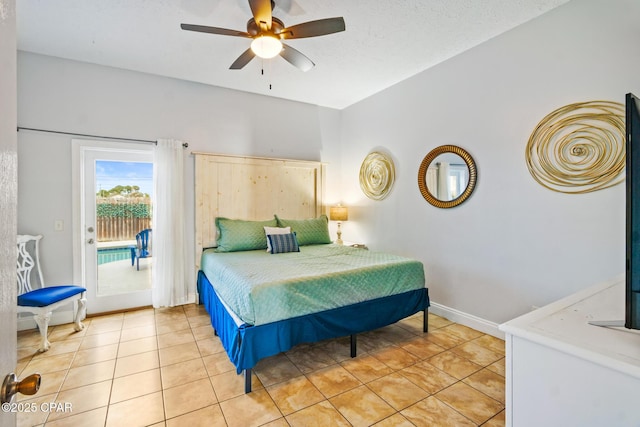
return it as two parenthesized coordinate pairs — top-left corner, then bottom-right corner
(96, 197), (152, 242)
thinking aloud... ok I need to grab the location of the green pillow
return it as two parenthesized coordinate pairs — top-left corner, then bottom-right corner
(275, 215), (331, 246)
(215, 217), (277, 252)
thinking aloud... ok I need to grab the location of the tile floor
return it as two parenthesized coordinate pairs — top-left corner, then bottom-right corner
(16, 305), (505, 427)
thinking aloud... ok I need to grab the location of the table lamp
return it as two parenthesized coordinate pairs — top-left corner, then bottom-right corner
(329, 205), (348, 245)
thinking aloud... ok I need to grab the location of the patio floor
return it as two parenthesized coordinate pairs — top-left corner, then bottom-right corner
(97, 256), (151, 296)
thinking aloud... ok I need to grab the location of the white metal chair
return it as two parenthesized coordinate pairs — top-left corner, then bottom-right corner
(17, 234), (87, 352)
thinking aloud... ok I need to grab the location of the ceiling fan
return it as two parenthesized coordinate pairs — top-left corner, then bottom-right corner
(180, 0), (345, 72)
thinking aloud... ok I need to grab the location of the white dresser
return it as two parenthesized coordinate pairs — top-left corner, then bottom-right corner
(499, 276), (640, 427)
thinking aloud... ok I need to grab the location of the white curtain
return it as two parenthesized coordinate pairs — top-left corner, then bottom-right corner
(437, 162), (451, 201)
(426, 167), (438, 196)
(152, 139), (189, 307)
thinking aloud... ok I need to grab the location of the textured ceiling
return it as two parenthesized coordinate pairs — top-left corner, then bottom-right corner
(16, 0), (570, 109)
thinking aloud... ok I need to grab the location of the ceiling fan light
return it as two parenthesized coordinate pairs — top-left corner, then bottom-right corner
(251, 35), (282, 59)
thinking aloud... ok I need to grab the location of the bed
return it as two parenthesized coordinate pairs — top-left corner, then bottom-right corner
(193, 153), (430, 392)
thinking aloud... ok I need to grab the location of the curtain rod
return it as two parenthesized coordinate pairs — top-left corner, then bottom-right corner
(17, 126), (188, 148)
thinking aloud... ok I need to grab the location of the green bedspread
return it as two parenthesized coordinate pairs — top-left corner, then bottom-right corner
(200, 244), (426, 326)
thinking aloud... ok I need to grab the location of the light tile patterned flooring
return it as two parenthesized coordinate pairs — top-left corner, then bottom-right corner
(16, 305), (505, 427)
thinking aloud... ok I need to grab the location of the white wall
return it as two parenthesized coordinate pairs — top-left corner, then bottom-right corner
(17, 52), (343, 312)
(339, 0), (640, 327)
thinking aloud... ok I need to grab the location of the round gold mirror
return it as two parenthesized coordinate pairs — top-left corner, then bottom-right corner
(418, 145), (477, 208)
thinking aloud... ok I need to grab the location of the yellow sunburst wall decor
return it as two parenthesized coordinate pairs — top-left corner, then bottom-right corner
(526, 100), (625, 194)
(359, 151), (395, 201)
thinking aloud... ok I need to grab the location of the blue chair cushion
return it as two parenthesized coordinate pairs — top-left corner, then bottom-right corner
(18, 286), (86, 308)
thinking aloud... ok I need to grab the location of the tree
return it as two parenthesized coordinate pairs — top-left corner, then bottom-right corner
(97, 185), (149, 198)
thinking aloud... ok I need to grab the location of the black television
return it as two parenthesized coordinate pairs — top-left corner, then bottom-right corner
(626, 92), (640, 330)
(589, 93), (640, 330)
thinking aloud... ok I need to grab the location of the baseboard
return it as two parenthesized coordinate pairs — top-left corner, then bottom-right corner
(430, 302), (504, 339)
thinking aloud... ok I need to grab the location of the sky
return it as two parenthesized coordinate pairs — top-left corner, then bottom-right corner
(95, 160), (153, 196)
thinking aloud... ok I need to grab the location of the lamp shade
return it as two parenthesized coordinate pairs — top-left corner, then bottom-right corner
(250, 35), (283, 59)
(329, 205), (348, 222)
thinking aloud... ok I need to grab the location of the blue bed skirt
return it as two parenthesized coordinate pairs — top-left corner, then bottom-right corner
(197, 270), (430, 373)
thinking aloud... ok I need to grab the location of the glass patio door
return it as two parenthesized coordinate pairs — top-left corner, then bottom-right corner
(73, 140), (153, 314)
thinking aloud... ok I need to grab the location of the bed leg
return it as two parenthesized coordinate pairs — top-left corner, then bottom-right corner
(244, 368), (252, 393)
(424, 308), (429, 333)
(350, 334), (357, 358)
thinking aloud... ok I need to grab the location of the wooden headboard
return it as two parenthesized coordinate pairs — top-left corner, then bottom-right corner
(194, 153), (326, 267)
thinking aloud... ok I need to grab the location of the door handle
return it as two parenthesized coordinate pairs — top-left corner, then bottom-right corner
(1, 373), (41, 403)
(87, 238), (94, 244)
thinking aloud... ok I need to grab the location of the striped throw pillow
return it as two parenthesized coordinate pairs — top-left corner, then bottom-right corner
(267, 232), (300, 254)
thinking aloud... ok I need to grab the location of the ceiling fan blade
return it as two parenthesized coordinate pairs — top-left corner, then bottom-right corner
(280, 43), (314, 72)
(230, 48), (256, 70)
(249, 0), (273, 30)
(281, 17), (345, 39)
(180, 23), (251, 38)
(276, 0), (305, 16)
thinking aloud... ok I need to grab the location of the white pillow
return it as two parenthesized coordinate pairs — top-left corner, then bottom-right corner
(264, 226), (291, 252)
